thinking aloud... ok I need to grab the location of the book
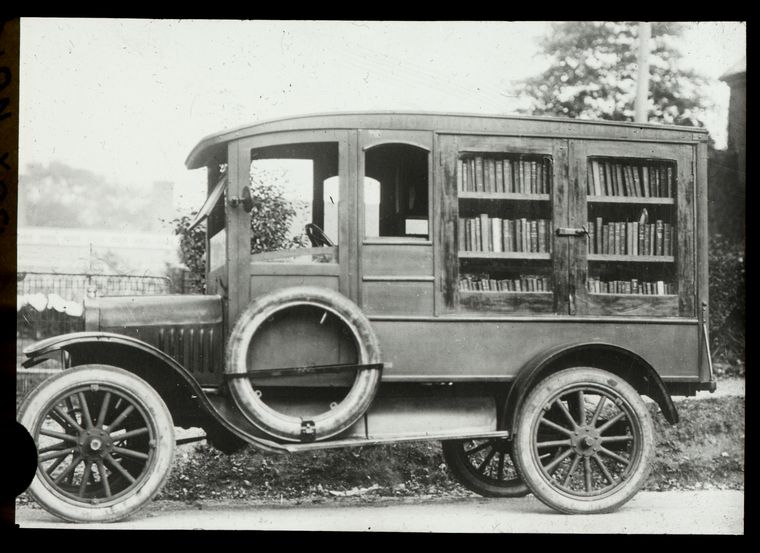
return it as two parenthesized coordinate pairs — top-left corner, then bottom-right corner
(504, 160), (513, 193)
(495, 159), (504, 193)
(537, 160), (544, 194)
(640, 164), (649, 197)
(664, 223), (672, 256)
(518, 159), (525, 193)
(544, 159), (551, 194)
(623, 165), (633, 196)
(480, 213), (491, 252)
(503, 219), (513, 252)
(514, 219), (523, 252)
(632, 165), (642, 197)
(603, 162), (612, 196)
(602, 224), (609, 255)
(591, 160), (602, 196)
(632, 222), (639, 256)
(530, 161), (538, 194)
(457, 159), (464, 192)
(655, 220), (663, 256)
(474, 218), (481, 252)
(529, 220), (537, 252)
(666, 166), (673, 198)
(638, 222), (645, 256)
(587, 220), (595, 254)
(538, 219), (547, 253)
(614, 164), (624, 196)
(595, 216), (603, 254)
(458, 217), (466, 251)
(492, 217), (503, 253)
(483, 158), (492, 193)
(475, 157), (484, 192)
(521, 218), (529, 252)
(618, 222), (626, 255)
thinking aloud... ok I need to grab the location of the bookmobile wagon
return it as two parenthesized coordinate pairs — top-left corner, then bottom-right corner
(18, 112), (715, 522)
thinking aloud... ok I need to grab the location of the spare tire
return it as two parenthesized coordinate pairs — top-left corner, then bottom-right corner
(226, 286), (382, 442)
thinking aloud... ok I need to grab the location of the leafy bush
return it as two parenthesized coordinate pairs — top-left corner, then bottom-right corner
(709, 235), (745, 371)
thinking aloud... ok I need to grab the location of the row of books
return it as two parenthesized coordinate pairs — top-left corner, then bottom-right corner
(587, 159), (674, 198)
(458, 155), (551, 195)
(586, 218), (673, 257)
(587, 278), (675, 296)
(459, 273), (552, 293)
(459, 216), (553, 254)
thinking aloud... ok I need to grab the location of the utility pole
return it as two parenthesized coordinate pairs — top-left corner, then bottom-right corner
(635, 22), (652, 123)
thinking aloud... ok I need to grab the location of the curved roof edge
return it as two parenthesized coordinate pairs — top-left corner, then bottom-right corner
(186, 110), (709, 170)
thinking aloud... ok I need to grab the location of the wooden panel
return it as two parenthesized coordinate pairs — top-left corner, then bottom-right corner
(362, 281), (434, 315)
(250, 275), (339, 297)
(458, 291), (554, 315)
(584, 294), (679, 317)
(369, 318), (700, 381)
(552, 141), (570, 315)
(362, 244), (433, 276)
(250, 262), (340, 276)
(696, 141), (710, 381)
(677, 149), (696, 317)
(438, 135), (460, 312)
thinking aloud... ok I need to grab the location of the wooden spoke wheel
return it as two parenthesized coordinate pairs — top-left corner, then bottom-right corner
(442, 438), (529, 498)
(18, 365), (175, 523)
(513, 368), (654, 514)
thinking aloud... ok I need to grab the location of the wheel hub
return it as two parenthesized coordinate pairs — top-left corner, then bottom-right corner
(79, 429), (113, 459)
(571, 426), (601, 457)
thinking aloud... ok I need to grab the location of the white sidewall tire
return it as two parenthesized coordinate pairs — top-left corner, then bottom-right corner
(226, 287), (382, 442)
(18, 365), (175, 523)
(513, 367), (655, 514)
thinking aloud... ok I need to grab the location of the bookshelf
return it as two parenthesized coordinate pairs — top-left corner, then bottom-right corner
(456, 152), (555, 312)
(583, 156), (679, 315)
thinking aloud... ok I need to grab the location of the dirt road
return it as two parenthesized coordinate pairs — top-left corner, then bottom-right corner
(15, 490), (743, 533)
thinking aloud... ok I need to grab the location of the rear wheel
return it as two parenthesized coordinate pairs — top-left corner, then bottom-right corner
(513, 368), (654, 514)
(442, 438), (529, 497)
(18, 365), (175, 523)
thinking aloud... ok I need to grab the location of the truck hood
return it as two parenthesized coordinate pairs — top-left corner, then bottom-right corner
(85, 294), (223, 330)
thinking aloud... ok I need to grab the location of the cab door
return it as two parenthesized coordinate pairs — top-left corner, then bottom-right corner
(226, 130), (352, 325)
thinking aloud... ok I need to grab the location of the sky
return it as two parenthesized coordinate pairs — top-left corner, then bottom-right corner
(19, 19), (746, 214)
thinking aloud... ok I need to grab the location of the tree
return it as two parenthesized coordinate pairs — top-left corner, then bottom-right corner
(171, 169), (307, 291)
(518, 22), (711, 126)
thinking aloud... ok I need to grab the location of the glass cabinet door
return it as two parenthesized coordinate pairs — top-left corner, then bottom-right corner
(438, 135), (568, 315)
(569, 140), (696, 318)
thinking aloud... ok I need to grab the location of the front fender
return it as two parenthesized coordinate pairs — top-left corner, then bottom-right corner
(503, 341), (679, 434)
(22, 332), (289, 453)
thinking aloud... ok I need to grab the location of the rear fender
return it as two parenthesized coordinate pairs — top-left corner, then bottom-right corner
(503, 341), (678, 434)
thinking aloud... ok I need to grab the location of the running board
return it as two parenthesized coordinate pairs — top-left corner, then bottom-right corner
(278, 430), (511, 453)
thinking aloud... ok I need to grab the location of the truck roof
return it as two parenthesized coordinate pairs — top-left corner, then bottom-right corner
(186, 110), (709, 170)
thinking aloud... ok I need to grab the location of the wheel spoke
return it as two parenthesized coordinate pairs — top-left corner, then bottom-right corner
(111, 427), (149, 442)
(576, 391), (586, 426)
(597, 411), (627, 433)
(592, 453), (615, 484)
(598, 446), (631, 466)
(38, 447), (77, 462)
(476, 447), (497, 474)
(464, 440), (491, 456)
(543, 447), (574, 474)
(53, 406), (84, 433)
(49, 410), (74, 431)
(39, 429), (79, 443)
(104, 454), (136, 484)
(562, 454), (581, 487)
(78, 392), (94, 429)
(584, 457), (592, 492)
(105, 405), (135, 433)
(536, 438), (572, 449)
(38, 442), (72, 454)
(112, 446), (149, 461)
(54, 454), (82, 484)
(78, 462), (92, 497)
(96, 392), (111, 427)
(555, 399), (578, 429)
(45, 452), (69, 476)
(96, 460), (111, 497)
(496, 451), (505, 481)
(589, 396), (607, 426)
(538, 417), (574, 436)
(600, 435), (634, 443)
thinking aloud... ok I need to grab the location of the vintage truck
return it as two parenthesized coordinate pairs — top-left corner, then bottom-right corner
(18, 112), (715, 522)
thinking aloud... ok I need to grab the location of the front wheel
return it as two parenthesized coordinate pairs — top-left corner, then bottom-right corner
(512, 368), (654, 514)
(17, 364), (175, 523)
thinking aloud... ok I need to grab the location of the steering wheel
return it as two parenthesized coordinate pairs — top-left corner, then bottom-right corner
(305, 223), (335, 247)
